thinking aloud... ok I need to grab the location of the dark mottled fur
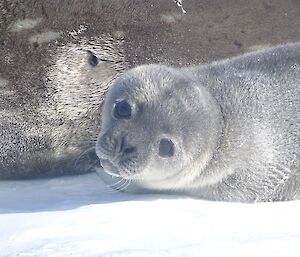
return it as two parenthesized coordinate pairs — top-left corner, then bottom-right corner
(0, 34), (127, 179)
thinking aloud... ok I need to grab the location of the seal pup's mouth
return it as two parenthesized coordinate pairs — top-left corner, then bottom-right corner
(95, 160), (133, 192)
(98, 157), (142, 180)
(99, 158), (122, 177)
(96, 157), (144, 193)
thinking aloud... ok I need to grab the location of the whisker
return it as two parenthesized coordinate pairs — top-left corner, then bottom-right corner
(73, 146), (96, 168)
(106, 178), (127, 193)
(106, 185), (120, 193)
(116, 179), (131, 192)
(107, 178), (125, 188)
(114, 179), (128, 191)
(119, 180), (131, 191)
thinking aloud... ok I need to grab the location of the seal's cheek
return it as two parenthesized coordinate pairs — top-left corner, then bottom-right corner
(142, 152), (184, 181)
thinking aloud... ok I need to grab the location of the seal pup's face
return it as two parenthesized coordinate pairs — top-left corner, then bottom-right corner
(96, 64), (221, 192)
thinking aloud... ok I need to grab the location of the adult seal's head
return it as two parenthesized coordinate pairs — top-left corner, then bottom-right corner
(96, 64), (224, 191)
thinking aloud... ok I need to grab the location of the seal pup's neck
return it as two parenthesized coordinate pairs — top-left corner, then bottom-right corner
(182, 76), (227, 190)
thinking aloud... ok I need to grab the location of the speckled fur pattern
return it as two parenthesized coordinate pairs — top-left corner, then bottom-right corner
(97, 43), (300, 202)
(0, 27), (128, 179)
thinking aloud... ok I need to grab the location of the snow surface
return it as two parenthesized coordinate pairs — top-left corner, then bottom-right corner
(0, 171), (300, 257)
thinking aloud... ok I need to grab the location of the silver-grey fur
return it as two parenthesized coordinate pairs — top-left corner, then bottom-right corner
(96, 42), (300, 202)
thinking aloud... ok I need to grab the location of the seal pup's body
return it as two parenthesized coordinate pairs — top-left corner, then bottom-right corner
(97, 43), (300, 202)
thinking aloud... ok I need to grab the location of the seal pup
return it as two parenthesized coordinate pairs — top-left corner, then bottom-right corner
(96, 43), (300, 202)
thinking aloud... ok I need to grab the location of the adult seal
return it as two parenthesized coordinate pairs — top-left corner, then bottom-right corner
(96, 42), (300, 202)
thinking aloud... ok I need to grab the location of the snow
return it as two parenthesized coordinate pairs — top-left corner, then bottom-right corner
(0, 171), (300, 257)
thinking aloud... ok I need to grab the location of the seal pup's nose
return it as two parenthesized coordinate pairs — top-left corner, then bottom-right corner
(97, 132), (136, 160)
(117, 136), (137, 156)
(97, 132), (117, 159)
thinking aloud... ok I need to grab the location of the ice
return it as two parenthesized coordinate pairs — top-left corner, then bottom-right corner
(0, 171), (299, 257)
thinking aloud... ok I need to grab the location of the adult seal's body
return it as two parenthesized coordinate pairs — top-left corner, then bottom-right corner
(96, 43), (300, 202)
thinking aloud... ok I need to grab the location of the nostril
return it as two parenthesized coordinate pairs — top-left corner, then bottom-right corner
(124, 146), (136, 154)
(116, 136), (135, 155)
(119, 136), (125, 153)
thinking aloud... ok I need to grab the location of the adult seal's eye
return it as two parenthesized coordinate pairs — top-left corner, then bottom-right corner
(88, 51), (99, 67)
(113, 100), (132, 119)
(159, 138), (174, 158)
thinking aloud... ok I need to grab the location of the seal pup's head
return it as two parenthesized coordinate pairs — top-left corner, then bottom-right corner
(96, 64), (223, 193)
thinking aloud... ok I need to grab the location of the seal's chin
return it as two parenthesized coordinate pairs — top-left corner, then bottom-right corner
(99, 158), (139, 179)
(99, 158), (121, 177)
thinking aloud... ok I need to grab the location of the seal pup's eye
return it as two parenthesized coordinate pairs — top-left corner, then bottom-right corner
(159, 138), (174, 158)
(113, 100), (132, 119)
